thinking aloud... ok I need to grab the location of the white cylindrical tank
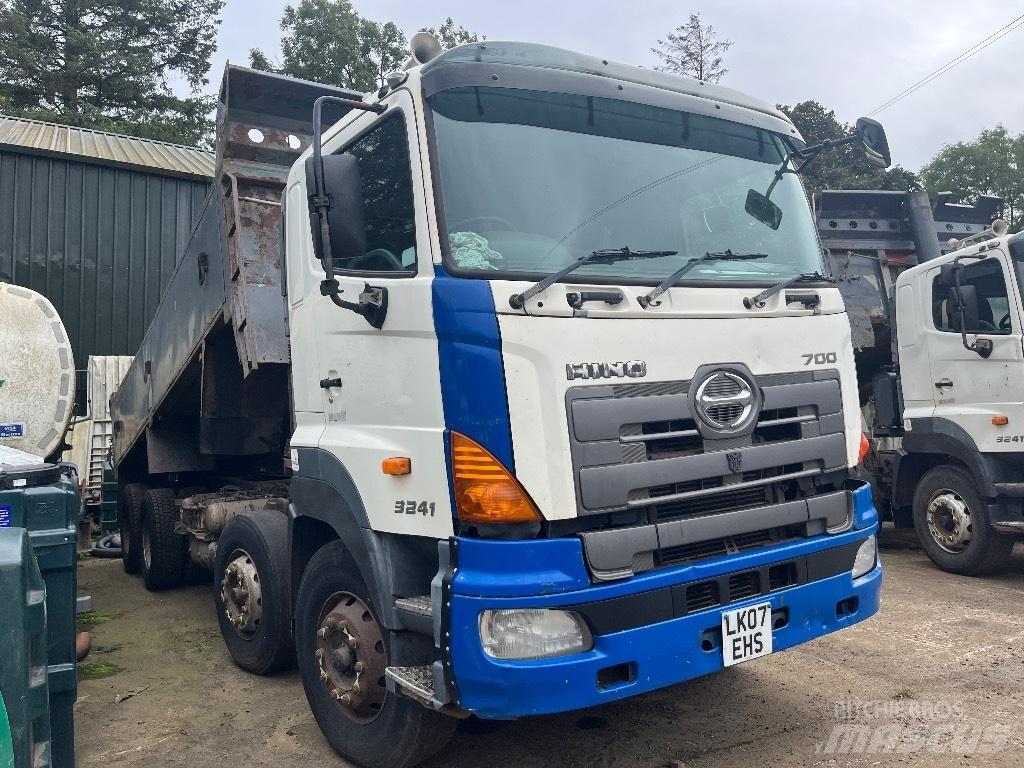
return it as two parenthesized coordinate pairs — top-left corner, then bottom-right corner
(0, 283), (76, 458)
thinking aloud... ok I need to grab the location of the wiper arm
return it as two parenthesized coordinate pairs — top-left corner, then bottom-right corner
(509, 247), (677, 309)
(742, 271), (834, 309)
(638, 250), (768, 309)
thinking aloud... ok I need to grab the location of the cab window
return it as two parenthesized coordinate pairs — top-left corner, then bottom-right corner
(931, 257), (1011, 334)
(335, 112), (417, 273)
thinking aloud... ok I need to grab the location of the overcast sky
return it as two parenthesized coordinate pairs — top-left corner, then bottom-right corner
(207, 0), (1024, 170)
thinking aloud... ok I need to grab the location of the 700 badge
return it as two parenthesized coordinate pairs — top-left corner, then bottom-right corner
(394, 500), (436, 517)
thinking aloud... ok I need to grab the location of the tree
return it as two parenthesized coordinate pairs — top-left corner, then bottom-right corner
(0, 0), (224, 145)
(251, 2), (481, 91)
(421, 17), (481, 50)
(921, 126), (1023, 230)
(652, 13), (732, 83)
(779, 101), (921, 194)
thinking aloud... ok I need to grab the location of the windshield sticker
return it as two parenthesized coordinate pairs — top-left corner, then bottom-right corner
(0, 506), (10, 527)
(449, 232), (503, 270)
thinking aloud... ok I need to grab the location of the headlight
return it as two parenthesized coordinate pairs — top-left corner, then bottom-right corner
(852, 535), (877, 579)
(479, 608), (593, 660)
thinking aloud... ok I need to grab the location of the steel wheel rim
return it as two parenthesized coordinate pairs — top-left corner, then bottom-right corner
(314, 591), (388, 724)
(926, 489), (973, 553)
(220, 549), (263, 639)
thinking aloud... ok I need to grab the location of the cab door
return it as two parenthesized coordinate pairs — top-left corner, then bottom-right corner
(923, 252), (1024, 451)
(307, 89), (453, 537)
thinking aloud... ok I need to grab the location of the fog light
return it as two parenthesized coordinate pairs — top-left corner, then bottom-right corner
(479, 608), (593, 660)
(852, 535), (877, 579)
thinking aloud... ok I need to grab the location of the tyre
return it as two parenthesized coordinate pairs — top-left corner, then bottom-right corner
(140, 488), (188, 591)
(214, 511), (294, 674)
(118, 482), (148, 575)
(295, 541), (456, 768)
(912, 464), (1014, 576)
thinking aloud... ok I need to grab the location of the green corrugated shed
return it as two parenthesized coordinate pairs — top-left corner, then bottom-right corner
(0, 116), (214, 409)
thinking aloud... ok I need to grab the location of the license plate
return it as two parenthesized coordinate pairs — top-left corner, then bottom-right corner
(721, 601), (773, 667)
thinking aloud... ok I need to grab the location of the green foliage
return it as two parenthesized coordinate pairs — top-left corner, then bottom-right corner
(0, 0), (224, 145)
(77, 610), (119, 627)
(921, 126), (1022, 230)
(250, 1), (481, 91)
(779, 101), (920, 194)
(653, 13), (732, 83)
(420, 17), (481, 50)
(78, 661), (122, 680)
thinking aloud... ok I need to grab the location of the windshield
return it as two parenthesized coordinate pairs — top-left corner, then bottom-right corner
(428, 87), (824, 283)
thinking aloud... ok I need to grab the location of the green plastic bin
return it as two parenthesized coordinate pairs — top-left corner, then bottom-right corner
(0, 527), (51, 768)
(0, 459), (78, 768)
(0, 691), (15, 768)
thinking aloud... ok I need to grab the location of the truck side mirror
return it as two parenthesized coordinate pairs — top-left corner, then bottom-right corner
(855, 117), (891, 169)
(304, 154), (366, 267)
(951, 283), (994, 358)
(938, 262), (958, 287)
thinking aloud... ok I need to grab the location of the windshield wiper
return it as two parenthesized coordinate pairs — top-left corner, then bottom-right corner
(638, 250), (768, 309)
(742, 271), (834, 309)
(509, 247), (677, 309)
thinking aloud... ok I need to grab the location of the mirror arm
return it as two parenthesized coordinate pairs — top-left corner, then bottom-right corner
(310, 95), (388, 326)
(950, 261), (993, 358)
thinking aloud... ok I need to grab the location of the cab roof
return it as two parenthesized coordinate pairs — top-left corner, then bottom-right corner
(422, 41), (793, 128)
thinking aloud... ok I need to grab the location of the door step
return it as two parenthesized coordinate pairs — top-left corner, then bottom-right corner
(385, 665), (435, 705)
(394, 595), (433, 635)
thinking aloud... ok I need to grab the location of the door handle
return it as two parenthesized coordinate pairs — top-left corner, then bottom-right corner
(320, 377), (343, 389)
(934, 378), (953, 389)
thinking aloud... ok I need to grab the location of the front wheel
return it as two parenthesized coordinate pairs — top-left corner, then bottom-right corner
(295, 541), (456, 768)
(912, 465), (1014, 575)
(213, 511), (294, 674)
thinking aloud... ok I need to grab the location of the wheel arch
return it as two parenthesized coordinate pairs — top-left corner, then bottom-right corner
(289, 448), (438, 630)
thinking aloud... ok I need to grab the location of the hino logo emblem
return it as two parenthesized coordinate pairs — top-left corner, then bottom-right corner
(566, 360), (647, 381)
(694, 371), (755, 430)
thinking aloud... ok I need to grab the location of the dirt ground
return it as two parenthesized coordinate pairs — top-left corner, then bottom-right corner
(74, 528), (1024, 767)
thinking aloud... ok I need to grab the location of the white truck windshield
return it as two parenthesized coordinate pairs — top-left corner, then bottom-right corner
(429, 86), (824, 283)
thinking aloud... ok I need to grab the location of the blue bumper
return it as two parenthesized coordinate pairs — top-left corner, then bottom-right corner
(447, 486), (882, 719)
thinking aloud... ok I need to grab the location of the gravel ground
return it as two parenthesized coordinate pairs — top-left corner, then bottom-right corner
(74, 529), (1024, 767)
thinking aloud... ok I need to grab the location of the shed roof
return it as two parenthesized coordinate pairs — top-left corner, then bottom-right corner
(0, 114), (214, 179)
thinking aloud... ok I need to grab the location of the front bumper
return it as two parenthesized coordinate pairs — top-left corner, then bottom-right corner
(445, 486), (882, 719)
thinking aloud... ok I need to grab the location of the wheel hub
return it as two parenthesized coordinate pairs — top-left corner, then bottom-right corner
(314, 592), (387, 723)
(220, 551), (263, 637)
(927, 491), (973, 553)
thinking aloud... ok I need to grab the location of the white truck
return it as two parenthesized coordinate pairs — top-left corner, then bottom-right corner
(869, 225), (1024, 574)
(110, 37), (885, 767)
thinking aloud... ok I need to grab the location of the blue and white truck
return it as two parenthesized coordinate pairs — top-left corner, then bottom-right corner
(110, 37), (885, 768)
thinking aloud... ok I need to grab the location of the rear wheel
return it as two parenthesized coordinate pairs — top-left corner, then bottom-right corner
(118, 482), (148, 575)
(912, 465), (1014, 575)
(295, 541), (456, 768)
(214, 511), (294, 674)
(141, 488), (187, 591)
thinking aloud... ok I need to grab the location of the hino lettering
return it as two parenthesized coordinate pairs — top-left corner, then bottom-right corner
(565, 360), (647, 380)
(109, 36), (885, 768)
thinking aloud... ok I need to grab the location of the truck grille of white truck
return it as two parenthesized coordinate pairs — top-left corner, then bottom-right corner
(566, 369), (851, 579)
(566, 369), (846, 518)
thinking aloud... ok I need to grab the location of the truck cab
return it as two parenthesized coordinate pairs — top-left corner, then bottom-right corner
(112, 40), (884, 768)
(874, 232), (1024, 572)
